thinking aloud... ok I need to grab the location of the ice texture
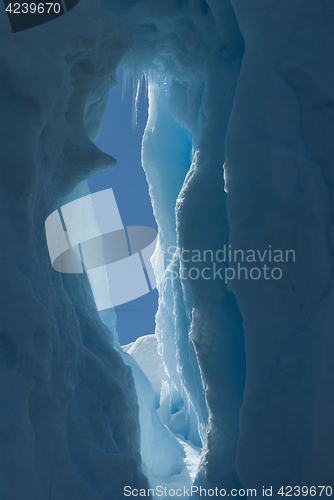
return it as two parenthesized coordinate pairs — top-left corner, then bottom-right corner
(119, 0), (246, 490)
(225, 0), (334, 490)
(119, 0), (334, 492)
(2, 0), (334, 496)
(0, 2), (149, 498)
(0, 0), (246, 494)
(123, 334), (162, 398)
(122, 335), (201, 490)
(121, 337), (187, 482)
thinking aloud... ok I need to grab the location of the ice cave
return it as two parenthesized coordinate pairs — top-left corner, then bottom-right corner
(1, 0), (334, 498)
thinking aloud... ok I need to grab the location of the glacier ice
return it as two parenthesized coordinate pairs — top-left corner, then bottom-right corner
(114, 0), (334, 491)
(121, 0), (246, 489)
(224, 0), (334, 489)
(123, 334), (162, 399)
(0, 2), (150, 498)
(2, 0), (334, 496)
(122, 334), (201, 490)
(121, 336), (187, 481)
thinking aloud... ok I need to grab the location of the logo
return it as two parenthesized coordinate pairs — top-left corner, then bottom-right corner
(45, 188), (160, 310)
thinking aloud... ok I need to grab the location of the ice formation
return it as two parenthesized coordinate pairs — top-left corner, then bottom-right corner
(225, 0), (334, 489)
(120, 0), (246, 490)
(0, 3), (149, 498)
(1, 0), (334, 497)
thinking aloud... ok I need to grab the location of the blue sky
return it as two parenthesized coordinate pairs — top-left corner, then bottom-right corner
(89, 71), (159, 345)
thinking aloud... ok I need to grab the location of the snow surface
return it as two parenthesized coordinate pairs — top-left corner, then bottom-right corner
(122, 335), (201, 492)
(122, 334), (162, 398)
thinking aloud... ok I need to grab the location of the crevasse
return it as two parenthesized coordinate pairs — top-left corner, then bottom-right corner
(1, 0), (333, 497)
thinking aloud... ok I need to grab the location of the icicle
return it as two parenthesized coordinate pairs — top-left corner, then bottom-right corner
(131, 72), (141, 130)
(143, 72), (148, 102)
(121, 70), (130, 102)
(130, 72), (149, 129)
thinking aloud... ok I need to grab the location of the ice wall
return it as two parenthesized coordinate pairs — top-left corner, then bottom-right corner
(3, 0), (332, 496)
(118, 0), (334, 492)
(0, 3), (150, 498)
(225, 0), (334, 490)
(117, 0), (246, 491)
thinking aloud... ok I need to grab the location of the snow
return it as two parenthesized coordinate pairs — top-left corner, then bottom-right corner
(224, 0), (334, 489)
(122, 335), (201, 494)
(2, 0), (333, 496)
(0, 1), (149, 498)
(123, 334), (162, 398)
(133, 4), (246, 486)
(120, 345), (186, 481)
